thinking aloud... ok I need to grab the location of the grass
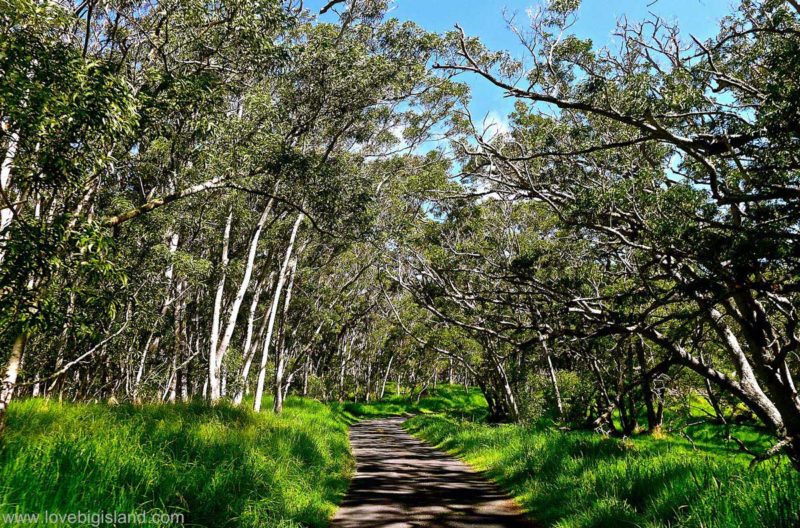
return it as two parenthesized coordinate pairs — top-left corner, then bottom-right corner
(334, 384), (488, 420)
(4, 386), (797, 528)
(406, 413), (800, 528)
(0, 397), (354, 527)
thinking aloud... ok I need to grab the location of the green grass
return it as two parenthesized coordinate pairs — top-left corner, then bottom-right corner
(0, 397), (354, 527)
(5, 386), (796, 528)
(333, 384), (488, 419)
(406, 414), (800, 528)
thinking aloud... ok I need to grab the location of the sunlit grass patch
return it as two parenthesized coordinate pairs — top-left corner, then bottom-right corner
(0, 397), (353, 527)
(406, 414), (800, 528)
(336, 384), (488, 419)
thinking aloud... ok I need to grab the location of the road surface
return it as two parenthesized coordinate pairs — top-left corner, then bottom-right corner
(330, 417), (536, 528)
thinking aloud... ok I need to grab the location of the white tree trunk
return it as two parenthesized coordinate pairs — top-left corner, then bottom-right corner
(541, 337), (563, 417)
(379, 353), (395, 400)
(0, 130), (20, 244)
(134, 230), (180, 400)
(253, 213), (304, 412)
(339, 335), (352, 402)
(708, 307), (784, 430)
(214, 199), (274, 377)
(302, 355), (311, 396)
(273, 255), (299, 414)
(492, 354), (520, 421)
(234, 272), (275, 405)
(0, 332), (27, 423)
(209, 211), (233, 402)
(168, 279), (186, 404)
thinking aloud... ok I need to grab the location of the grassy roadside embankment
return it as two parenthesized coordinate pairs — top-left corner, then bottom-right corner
(341, 384), (800, 527)
(0, 397), (353, 527)
(405, 412), (800, 528)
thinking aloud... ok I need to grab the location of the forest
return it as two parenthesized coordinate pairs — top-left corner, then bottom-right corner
(1, 0), (799, 526)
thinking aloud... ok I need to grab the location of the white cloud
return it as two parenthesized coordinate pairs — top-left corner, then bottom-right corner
(481, 111), (511, 140)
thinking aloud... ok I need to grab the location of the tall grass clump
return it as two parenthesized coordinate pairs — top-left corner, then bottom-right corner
(336, 384), (488, 419)
(0, 397), (353, 527)
(406, 415), (800, 528)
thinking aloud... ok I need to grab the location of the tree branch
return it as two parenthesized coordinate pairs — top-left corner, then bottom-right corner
(103, 176), (226, 227)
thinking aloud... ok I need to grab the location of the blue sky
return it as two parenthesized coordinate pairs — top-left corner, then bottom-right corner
(309, 0), (734, 127)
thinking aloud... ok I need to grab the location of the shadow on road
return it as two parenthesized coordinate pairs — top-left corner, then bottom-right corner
(330, 417), (536, 528)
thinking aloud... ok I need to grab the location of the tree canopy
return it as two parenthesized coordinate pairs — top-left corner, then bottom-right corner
(2, 0), (800, 470)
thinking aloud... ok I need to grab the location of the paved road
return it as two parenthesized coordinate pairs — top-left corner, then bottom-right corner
(330, 417), (536, 528)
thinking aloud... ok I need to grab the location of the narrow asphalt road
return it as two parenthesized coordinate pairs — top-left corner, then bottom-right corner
(330, 417), (536, 528)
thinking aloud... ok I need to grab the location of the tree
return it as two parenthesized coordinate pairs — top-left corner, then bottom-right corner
(433, 0), (800, 465)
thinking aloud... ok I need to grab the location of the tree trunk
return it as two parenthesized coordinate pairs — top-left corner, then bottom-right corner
(379, 353), (395, 400)
(365, 361), (373, 402)
(637, 340), (662, 431)
(542, 338), (563, 418)
(133, 230), (180, 401)
(253, 213), (303, 412)
(0, 130), (20, 249)
(231, 278), (265, 404)
(448, 357), (454, 385)
(491, 353), (520, 422)
(0, 332), (27, 427)
(302, 356), (310, 397)
(706, 309), (784, 431)
(168, 351), (178, 404)
(338, 336), (351, 402)
(209, 211), (233, 403)
(274, 254), (299, 414)
(214, 198), (274, 388)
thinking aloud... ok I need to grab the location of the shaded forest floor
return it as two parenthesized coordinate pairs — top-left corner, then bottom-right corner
(1, 387), (799, 527)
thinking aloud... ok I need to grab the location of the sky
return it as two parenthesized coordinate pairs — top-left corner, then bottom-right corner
(308, 0), (734, 130)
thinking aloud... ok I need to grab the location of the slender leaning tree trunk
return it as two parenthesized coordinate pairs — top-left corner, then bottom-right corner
(542, 338), (563, 418)
(229, 280), (263, 404)
(273, 255), (299, 414)
(209, 211), (233, 402)
(214, 198), (274, 397)
(234, 273), (275, 405)
(253, 213), (303, 412)
(134, 231), (180, 401)
(379, 353), (395, 400)
(0, 130), (20, 262)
